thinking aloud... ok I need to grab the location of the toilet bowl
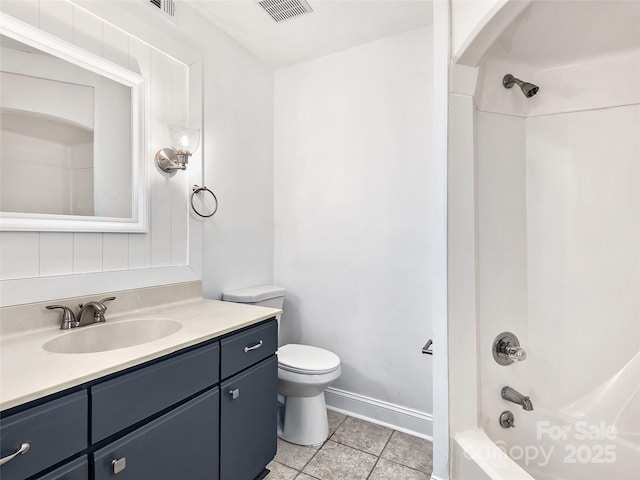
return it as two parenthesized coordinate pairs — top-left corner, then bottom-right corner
(222, 285), (342, 446)
(277, 344), (341, 445)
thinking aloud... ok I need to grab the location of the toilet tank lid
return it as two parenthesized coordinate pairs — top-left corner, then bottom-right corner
(222, 285), (286, 303)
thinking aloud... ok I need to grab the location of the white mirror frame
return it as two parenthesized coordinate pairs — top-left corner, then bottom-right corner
(0, 13), (147, 233)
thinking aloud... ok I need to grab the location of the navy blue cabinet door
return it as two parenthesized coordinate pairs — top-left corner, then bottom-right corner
(93, 388), (219, 480)
(220, 356), (277, 480)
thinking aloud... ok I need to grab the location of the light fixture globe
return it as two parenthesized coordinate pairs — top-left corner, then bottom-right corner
(169, 123), (200, 154)
(155, 124), (200, 175)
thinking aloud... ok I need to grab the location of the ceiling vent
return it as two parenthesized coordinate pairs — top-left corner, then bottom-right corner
(258, 0), (313, 23)
(147, 0), (175, 19)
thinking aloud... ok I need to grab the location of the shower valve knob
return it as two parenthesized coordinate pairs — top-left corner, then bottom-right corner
(505, 345), (527, 362)
(499, 411), (515, 429)
(493, 332), (526, 366)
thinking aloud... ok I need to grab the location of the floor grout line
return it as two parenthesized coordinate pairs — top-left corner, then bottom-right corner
(365, 428), (395, 480)
(297, 412), (349, 475)
(276, 412), (433, 479)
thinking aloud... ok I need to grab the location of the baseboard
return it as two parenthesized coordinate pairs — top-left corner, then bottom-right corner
(430, 475), (448, 480)
(325, 387), (433, 440)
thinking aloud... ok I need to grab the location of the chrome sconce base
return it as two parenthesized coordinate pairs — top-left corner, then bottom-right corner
(155, 148), (191, 175)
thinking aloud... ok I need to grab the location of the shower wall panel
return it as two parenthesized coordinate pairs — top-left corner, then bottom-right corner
(526, 104), (640, 409)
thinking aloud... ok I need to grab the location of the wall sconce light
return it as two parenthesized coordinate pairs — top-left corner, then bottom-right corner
(155, 124), (200, 175)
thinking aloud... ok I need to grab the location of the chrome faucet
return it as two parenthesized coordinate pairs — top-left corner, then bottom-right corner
(501, 386), (534, 411)
(77, 297), (115, 326)
(47, 297), (116, 329)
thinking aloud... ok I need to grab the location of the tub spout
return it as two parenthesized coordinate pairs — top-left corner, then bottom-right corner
(501, 386), (534, 411)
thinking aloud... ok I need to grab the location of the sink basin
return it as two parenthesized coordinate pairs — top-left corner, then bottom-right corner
(43, 319), (183, 354)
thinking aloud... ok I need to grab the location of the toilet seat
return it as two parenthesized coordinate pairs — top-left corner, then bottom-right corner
(278, 344), (340, 375)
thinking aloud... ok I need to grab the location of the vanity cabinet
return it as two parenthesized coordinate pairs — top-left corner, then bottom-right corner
(0, 318), (277, 480)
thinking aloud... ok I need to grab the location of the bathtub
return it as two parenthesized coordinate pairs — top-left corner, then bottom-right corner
(454, 353), (640, 479)
(454, 401), (640, 480)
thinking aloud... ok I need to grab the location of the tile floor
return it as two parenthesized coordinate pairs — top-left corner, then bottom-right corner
(267, 410), (433, 480)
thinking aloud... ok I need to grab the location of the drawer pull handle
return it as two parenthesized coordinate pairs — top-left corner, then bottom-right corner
(229, 388), (240, 400)
(112, 457), (127, 474)
(244, 340), (263, 353)
(0, 442), (30, 466)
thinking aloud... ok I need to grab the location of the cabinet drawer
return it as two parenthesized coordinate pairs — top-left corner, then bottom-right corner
(93, 388), (219, 480)
(36, 457), (88, 480)
(220, 356), (277, 480)
(0, 391), (88, 480)
(220, 319), (277, 379)
(91, 342), (219, 443)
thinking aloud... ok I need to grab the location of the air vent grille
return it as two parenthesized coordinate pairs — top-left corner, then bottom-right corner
(259, 0), (313, 23)
(149, 0), (175, 17)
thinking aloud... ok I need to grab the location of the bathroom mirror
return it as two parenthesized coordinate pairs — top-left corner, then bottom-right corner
(0, 13), (146, 232)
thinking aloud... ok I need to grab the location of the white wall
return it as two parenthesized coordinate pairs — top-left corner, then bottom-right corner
(274, 27), (434, 434)
(195, 15), (275, 300)
(0, 0), (274, 306)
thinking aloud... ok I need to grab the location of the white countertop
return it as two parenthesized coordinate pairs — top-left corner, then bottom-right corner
(0, 298), (280, 411)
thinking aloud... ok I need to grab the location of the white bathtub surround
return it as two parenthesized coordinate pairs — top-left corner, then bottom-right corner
(274, 26), (435, 438)
(449, 0), (640, 478)
(0, 281), (280, 410)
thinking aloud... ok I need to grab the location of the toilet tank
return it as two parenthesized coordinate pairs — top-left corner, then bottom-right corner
(222, 285), (285, 310)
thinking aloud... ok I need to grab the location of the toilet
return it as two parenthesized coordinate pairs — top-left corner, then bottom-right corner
(222, 285), (341, 446)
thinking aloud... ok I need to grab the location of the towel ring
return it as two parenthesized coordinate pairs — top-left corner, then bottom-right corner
(190, 185), (218, 218)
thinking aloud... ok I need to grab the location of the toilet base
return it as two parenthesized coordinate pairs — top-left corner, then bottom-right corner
(278, 392), (329, 446)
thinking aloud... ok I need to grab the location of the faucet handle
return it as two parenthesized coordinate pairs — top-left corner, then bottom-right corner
(79, 297), (115, 311)
(493, 332), (527, 365)
(94, 297), (115, 322)
(76, 297), (116, 325)
(98, 297), (116, 309)
(499, 411), (515, 428)
(505, 345), (527, 362)
(46, 305), (79, 330)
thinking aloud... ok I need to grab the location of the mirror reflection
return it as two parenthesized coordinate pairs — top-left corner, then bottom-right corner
(0, 34), (132, 218)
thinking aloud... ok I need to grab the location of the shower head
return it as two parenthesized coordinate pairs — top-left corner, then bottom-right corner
(503, 74), (539, 98)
